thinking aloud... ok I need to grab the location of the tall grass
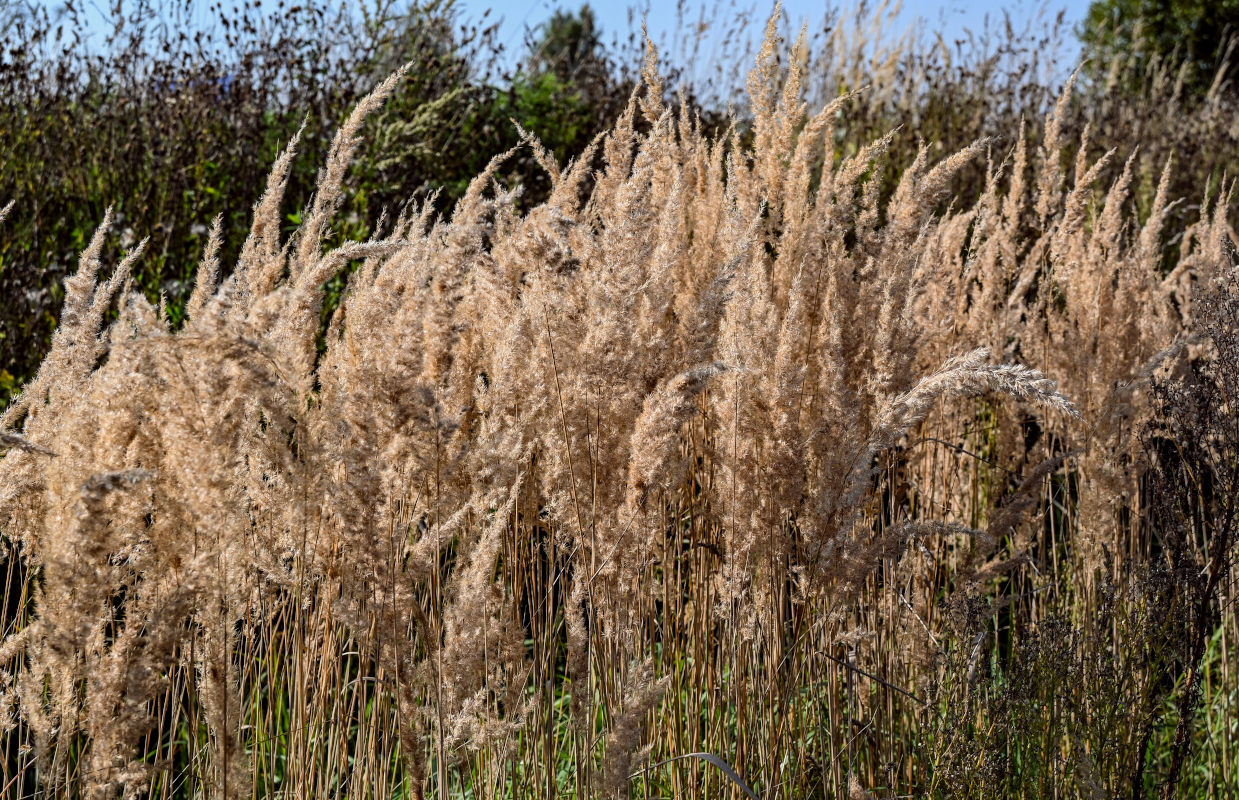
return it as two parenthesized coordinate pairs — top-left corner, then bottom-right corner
(0, 7), (1236, 799)
(0, 0), (635, 405)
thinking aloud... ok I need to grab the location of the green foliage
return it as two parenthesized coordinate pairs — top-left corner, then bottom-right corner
(0, 2), (635, 407)
(525, 4), (605, 82)
(362, 64), (607, 214)
(1081, 0), (1239, 96)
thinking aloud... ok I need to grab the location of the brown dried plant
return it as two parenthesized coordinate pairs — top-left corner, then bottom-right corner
(0, 9), (1232, 799)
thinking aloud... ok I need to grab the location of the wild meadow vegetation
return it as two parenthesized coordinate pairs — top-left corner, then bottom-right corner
(0, 1), (1237, 798)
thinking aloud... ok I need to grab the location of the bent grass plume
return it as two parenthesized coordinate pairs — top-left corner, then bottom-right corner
(0, 11), (1231, 798)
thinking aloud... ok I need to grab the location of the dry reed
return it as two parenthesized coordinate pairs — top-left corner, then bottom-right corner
(0, 8), (1235, 798)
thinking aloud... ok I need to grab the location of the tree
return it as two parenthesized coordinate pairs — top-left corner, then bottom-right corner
(1080, 0), (1239, 97)
(525, 5), (605, 82)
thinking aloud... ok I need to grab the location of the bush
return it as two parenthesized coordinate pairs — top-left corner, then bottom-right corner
(0, 1), (637, 405)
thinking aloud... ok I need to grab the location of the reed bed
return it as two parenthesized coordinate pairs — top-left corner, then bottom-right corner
(0, 8), (1236, 799)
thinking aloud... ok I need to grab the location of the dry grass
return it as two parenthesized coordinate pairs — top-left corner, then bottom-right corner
(0, 8), (1236, 799)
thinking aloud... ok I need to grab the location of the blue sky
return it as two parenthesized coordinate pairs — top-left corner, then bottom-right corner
(59, 0), (1090, 80)
(453, 0), (1090, 100)
(459, 0), (1089, 62)
(462, 0), (1085, 42)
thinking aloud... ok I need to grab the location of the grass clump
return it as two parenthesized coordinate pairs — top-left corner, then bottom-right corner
(0, 5), (1237, 799)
